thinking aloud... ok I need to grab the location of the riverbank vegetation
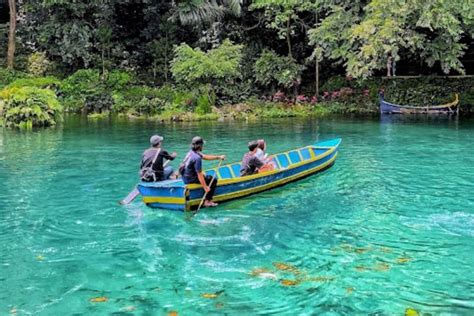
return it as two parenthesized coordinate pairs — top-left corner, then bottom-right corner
(1, 0), (473, 127)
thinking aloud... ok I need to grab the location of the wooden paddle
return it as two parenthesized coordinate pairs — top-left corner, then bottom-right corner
(119, 160), (171, 205)
(194, 159), (224, 215)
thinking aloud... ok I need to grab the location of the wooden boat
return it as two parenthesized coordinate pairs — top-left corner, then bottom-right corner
(380, 93), (459, 114)
(137, 138), (341, 211)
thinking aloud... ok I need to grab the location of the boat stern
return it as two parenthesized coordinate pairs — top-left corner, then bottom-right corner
(137, 180), (187, 211)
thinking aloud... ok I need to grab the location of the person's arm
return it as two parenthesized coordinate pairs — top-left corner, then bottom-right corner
(161, 150), (177, 161)
(202, 154), (225, 161)
(197, 172), (210, 193)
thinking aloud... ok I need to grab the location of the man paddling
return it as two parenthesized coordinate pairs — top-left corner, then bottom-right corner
(140, 135), (177, 182)
(182, 136), (225, 207)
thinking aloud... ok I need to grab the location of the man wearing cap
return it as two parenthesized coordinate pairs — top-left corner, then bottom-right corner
(240, 140), (265, 177)
(182, 136), (225, 207)
(140, 135), (177, 182)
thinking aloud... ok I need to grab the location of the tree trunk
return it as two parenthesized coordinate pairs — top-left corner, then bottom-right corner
(102, 49), (106, 76)
(315, 58), (319, 96)
(314, 11), (319, 96)
(164, 32), (169, 83)
(7, 0), (16, 69)
(286, 17), (292, 59)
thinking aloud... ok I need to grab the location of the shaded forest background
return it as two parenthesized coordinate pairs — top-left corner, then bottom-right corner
(0, 0), (473, 127)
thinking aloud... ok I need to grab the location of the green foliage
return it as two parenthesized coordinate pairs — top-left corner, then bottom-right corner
(27, 52), (51, 76)
(171, 0), (241, 26)
(61, 69), (101, 111)
(310, 0), (474, 78)
(171, 39), (243, 87)
(134, 97), (166, 116)
(195, 86), (216, 114)
(320, 76), (349, 93)
(382, 77), (474, 110)
(250, 0), (309, 58)
(0, 68), (27, 89)
(61, 69), (134, 113)
(84, 93), (113, 114)
(318, 75), (474, 112)
(105, 70), (134, 90)
(254, 50), (303, 90)
(0, 86), (63, 128)
(62, 69), (101, 99)
(6, 77), (61, 90)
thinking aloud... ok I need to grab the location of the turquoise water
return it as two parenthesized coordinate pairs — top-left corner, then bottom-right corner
(1, 115), (474, 315)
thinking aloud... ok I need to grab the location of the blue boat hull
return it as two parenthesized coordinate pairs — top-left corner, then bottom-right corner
(137, 138), (341, 211)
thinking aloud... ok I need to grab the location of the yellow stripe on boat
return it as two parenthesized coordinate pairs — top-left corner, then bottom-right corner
(186, 153), (338, 208)
(185, 145), (336, 189)
(142, 196), (186, 204)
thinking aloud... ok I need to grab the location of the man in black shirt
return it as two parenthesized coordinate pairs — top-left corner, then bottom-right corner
(240, 140), (264, 177)
(140, 135), (177, 182)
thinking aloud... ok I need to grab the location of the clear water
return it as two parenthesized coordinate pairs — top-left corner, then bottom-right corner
(1, 115), (473, 315)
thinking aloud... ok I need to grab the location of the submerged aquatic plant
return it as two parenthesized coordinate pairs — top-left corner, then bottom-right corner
(201, 290), (224, 299)
(89, 296), (108, 303)
(272, 262), (301, 275)
(280, 279), (300, 287)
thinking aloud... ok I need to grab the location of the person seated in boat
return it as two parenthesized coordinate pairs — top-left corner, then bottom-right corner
(255, 139), (267, 161)
(240, 141), (265, 177)
(140, 135), (177, 182)
(255, 139), (275, 173)
(182, 136), (225, 208)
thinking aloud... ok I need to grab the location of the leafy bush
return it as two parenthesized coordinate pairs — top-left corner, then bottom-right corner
(112, 86), (167, 114)
(320, 76), (349, 93)
(171, 39), (243, 88)
(62, 69), (101, 98)
(6, 77), (61, 90)
(135, 97), (166, 115)
(254, 49), (303, 91)
(0, 68), (27, 89)
(62, 69), (136, 113)
(62, 69), (101, 111)
(0, 87), (63, 128)
(28, 52), (51, 76)
(105, 70), (134, 90)
(195, 86), (216, 115)
(84, 93), (114, 114)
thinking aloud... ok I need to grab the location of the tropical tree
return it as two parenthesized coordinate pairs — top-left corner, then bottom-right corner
(171, 39), (243, 87)
(171, 0), (242, 26)
(250, 0), (305, 59)
(254, 49), (303, 94)
(309, 0), (474, 78)
(7, 0), (16, 69)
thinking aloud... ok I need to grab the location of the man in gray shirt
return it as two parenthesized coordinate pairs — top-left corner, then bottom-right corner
(140, 135), (177, 182)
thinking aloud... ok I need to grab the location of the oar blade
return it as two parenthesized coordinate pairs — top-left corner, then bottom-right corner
(119, 188), (140, 205)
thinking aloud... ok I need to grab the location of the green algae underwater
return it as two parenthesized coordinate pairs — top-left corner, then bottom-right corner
(1, 115), (473, 315)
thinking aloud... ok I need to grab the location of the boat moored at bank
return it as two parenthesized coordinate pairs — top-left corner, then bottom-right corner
(380, 93), (459, 114)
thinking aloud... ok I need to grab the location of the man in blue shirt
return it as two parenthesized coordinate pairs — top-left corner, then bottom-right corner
(182, 136), (225, 207)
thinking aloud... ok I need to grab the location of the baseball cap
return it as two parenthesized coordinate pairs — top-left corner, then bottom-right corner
(150, 135), (164, 146)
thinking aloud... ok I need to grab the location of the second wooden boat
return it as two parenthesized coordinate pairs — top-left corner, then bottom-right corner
(380, 93), (459, 114)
